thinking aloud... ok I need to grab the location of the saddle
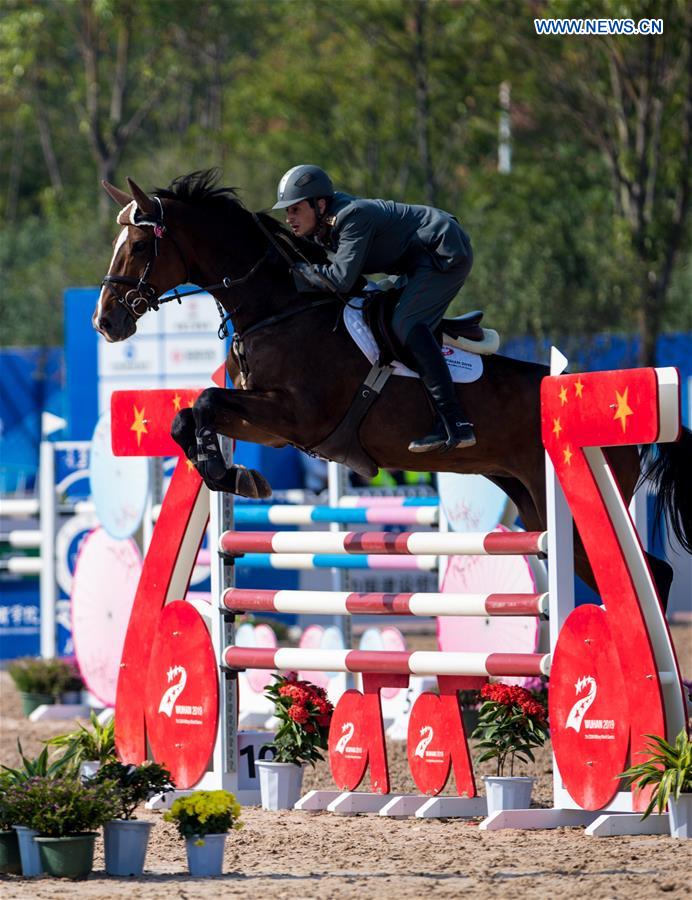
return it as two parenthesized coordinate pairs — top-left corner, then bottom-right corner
(306, 286), (498, 479)
(363, 286), (499, 368)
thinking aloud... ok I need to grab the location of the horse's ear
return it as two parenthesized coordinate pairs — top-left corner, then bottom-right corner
(102, 180), (133, 208)
(126, 177), (157, 217)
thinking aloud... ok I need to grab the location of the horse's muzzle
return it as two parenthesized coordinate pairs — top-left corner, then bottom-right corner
(92, 304), (137, 342)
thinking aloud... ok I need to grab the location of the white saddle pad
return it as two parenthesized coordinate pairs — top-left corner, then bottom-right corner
(344, 297), (483, 384)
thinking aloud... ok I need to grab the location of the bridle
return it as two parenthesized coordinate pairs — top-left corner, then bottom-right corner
(100, 196), (279, 337)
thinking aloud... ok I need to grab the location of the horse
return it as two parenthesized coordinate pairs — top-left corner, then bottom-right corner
(94, 170), (691, 608)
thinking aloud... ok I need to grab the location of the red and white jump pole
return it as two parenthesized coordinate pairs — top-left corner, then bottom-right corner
(222, 587), (549, 618)
(223, 646), (551, 677)
(218, 529), (548, 557)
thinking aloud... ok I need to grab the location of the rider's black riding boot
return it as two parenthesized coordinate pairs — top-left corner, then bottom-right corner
(405, 324), (476, 453)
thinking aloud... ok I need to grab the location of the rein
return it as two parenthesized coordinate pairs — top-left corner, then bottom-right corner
(101, 200), (279, 337)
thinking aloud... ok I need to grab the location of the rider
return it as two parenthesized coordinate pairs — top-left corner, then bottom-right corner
(273, 164), (475, 453)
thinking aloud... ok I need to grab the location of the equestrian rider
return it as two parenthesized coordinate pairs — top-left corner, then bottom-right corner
(273, 164), (475, 453)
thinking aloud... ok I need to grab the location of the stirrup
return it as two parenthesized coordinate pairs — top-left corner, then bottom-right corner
(443, 421), (476, 452)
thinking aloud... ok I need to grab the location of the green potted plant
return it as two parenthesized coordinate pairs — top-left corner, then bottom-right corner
(257, 672), (334, 810)
(44, 710), (116, 779)
(472, 682), (549, 815)
(0, 775), (22, 875)
(163, 790), (242, 877)
(6, 775), (119, 878)
(88, 760), (175, 875)
(7, 657), (81, 716)
(620, 729), (692, 838)
(2, 740), (77, 876)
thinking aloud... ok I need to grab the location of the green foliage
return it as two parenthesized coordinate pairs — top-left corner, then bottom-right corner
(88, 761), (175, 820)
(7, 657), (82, 697)
(264, 673), (333, 766)
(163, 790), (242, 841)
(619, 730), (692, 818)
(472, 684), (549, 777)
(2, 776), (120, 837)
(0, 0), (688, 351)
(1, 740), (77, 784)
(44, 711), (116, 767)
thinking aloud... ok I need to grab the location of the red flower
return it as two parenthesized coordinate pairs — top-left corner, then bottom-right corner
(316, 714), (331, 728)
(281, 685), (312, 706)
(287, 704), (309, 724)
(480, 682), (547, 719)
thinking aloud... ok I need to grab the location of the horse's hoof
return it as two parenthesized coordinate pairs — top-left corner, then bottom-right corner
(235, 467), (272, 500)
(249, 468), (272, 500)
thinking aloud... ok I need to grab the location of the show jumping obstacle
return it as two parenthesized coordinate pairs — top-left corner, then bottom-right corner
(109, 354), (688, 836)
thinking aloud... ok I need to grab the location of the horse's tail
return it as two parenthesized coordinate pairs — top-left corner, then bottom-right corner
(640, 426), (692, 553)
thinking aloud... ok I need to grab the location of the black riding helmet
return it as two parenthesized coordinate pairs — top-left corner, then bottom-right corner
(273, 165), (334, 209)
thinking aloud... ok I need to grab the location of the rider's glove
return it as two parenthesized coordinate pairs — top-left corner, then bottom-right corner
(293, 262), (334, 292)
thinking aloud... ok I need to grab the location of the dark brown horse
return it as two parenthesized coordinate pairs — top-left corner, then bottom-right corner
(95, 171), (691, 607)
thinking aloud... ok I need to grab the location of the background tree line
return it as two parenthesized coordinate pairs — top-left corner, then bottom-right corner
(0, 0), (689, 363)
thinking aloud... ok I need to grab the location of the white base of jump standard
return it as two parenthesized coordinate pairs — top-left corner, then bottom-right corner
(295, 790), (489, 818)
(294, 792), (671, 835)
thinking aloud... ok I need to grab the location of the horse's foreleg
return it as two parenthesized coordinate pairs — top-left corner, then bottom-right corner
(170, 406), (269, 497)
(186, 387), (299, 498)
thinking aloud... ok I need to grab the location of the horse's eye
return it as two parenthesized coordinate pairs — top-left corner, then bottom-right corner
(132, 240), (148, 253)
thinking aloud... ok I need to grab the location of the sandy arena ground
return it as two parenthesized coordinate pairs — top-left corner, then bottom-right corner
(1, 624), (690, 899)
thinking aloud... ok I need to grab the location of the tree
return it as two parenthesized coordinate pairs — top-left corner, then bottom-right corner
(511, 0), (691, 364)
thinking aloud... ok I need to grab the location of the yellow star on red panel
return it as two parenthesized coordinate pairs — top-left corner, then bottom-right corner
(613, 387), (634, 433)
(552, 417), (562, 438)
(130, 405), (148, 446)
(574, 379), (584, 398)
(559, 385), (568, 406)
(172, 394), (182, 412)
(563, 446), (573, 466)
(185, 458), (196, 472)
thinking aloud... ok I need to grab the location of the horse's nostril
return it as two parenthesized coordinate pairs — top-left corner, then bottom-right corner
(99, 313), (111, 332)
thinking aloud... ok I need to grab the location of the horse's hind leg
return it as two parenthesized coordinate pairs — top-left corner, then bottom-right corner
(170, 406), (272, 499)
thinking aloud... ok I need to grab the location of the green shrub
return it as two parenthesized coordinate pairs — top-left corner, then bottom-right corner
(4, 777), (119, 836)
(88, 761), (175, 820)
(7, 657), (82, 697)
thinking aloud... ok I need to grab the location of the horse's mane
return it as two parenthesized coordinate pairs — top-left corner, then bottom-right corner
(155, 168), (326, 263)
(155, 168), (241, 208)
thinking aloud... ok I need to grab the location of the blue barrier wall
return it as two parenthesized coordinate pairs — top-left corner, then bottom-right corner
(0, 348), (65, 492)
(2, 328), (690, 491)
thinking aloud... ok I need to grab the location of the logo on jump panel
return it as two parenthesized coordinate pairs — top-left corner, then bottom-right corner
(158, 665), (187, 717)
(334, 721), (357, 754)
(565, 675), (597, 733)
(414, 725), (434, 758)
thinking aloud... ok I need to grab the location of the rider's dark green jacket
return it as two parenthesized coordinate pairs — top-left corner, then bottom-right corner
(294, 192), (471, 294)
